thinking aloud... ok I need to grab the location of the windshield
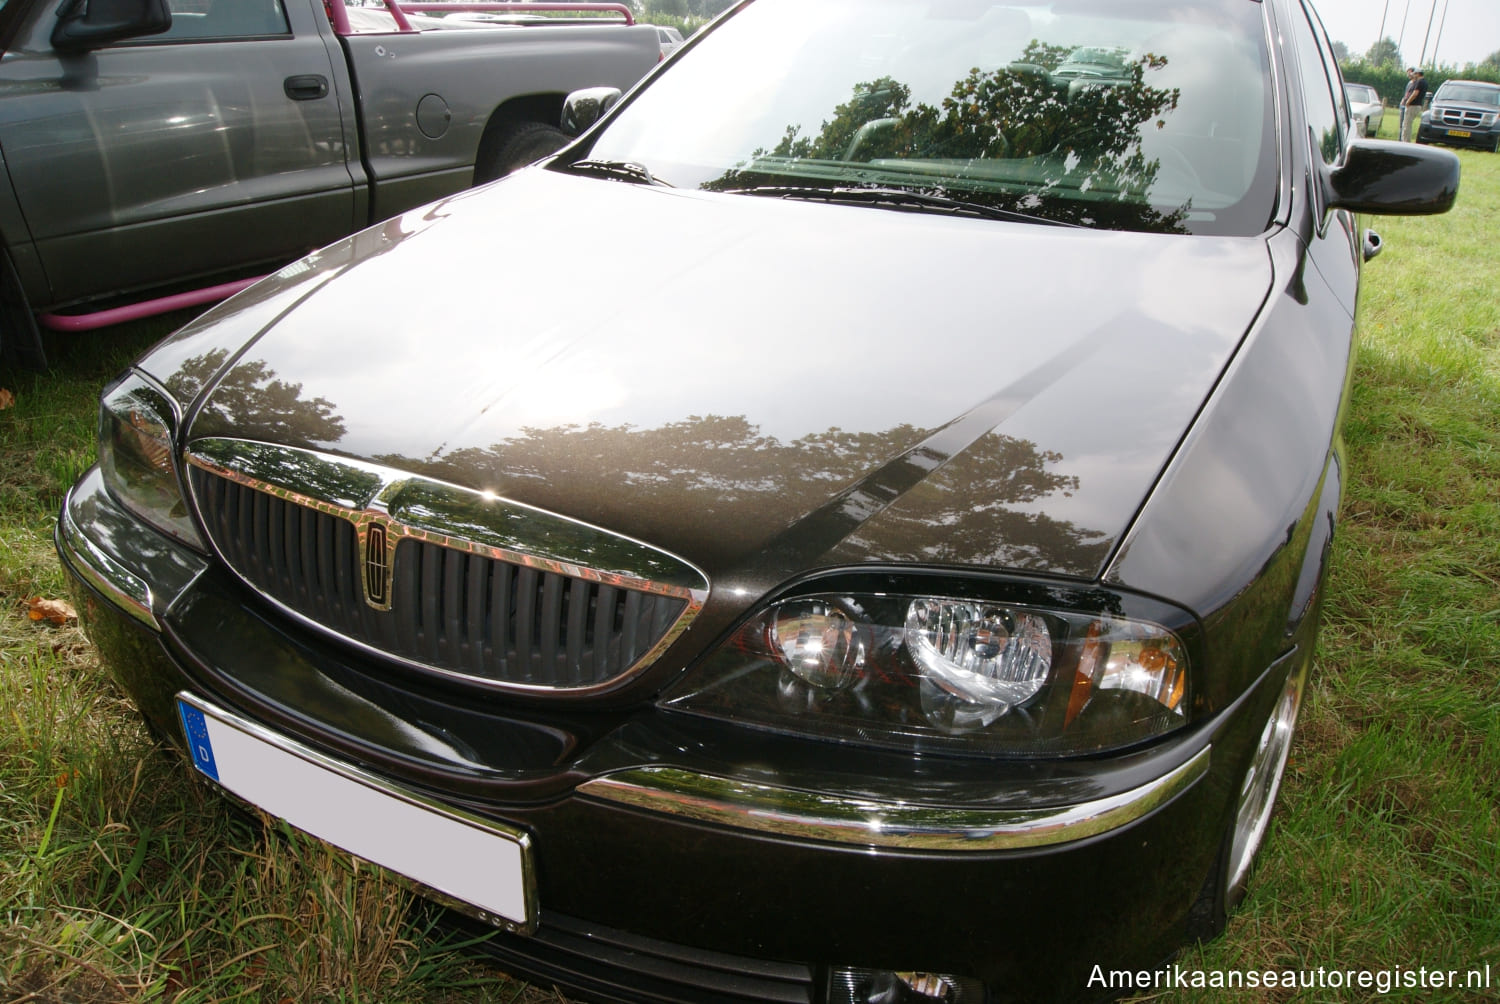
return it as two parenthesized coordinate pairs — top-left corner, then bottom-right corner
(1435, 83), (1500, 106)
(576, 0), (1276, 236)
(1345, 84), (1376, 104)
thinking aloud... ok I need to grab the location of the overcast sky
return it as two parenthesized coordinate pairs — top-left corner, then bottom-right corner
(1310, 0), (1499, 68)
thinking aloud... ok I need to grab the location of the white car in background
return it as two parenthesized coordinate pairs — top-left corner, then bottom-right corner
(1345, 82), (1385, 137)
(654, 24), (684, 57)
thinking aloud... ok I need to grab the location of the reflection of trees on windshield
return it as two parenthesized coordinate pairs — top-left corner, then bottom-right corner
(708, 41), (1190, 233)
(392, 414), (1110, 578)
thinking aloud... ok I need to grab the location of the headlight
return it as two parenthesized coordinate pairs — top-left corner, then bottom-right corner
(98, 372), (202, 547)
(662, 586), (1192, 756)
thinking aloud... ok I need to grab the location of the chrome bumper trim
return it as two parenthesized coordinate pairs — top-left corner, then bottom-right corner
(578, 746), (1211, 851)
(58, 500), (158, 630)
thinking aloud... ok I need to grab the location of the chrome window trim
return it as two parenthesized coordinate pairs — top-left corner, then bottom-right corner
(183, 438), (710, 694)
(577, 745), (1211, 852)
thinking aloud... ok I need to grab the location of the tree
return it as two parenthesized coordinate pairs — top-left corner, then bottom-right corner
(1365, 36), (1402, 68)
(1331, 39), (1350, 63)
(1483, 49), (1500, 71)
(713, 50), (1191, 233)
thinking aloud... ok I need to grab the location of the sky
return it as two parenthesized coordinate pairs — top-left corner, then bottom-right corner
(1310, 0), (1499, 69)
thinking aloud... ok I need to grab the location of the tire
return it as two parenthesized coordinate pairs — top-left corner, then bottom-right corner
(1186, 661), (1309, 941)
(473, 120), (570, 186)
(0, 245), (45, 370)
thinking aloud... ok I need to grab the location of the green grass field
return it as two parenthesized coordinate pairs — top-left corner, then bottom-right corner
(2, 134), (1497, 1001)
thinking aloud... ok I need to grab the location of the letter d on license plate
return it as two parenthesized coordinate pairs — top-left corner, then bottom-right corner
(176, 694), (535, 931)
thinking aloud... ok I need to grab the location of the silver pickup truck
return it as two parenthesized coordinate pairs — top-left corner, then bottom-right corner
(0, 0), (659, 364)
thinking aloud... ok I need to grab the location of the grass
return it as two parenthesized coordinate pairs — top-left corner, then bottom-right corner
(2, 131), (1498, 1001)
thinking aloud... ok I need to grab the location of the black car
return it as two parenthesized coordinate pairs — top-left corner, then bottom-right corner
(1417, 79), (1500, 152)
(58, 0), (1458, 1001)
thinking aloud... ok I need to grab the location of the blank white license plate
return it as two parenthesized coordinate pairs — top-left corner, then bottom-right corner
(177, 693), (535, 931)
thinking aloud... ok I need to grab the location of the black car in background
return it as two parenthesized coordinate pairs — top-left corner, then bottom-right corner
(1418, 79), (1500, 152)
(58, 0), (1458, 1000)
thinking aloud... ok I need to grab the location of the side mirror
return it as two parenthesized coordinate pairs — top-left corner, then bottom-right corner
(561, 87), (623, 137)
(1326, 139), (1460, 216)
(53, 0), (171, 53)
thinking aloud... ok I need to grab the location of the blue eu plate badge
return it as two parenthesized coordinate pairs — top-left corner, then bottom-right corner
(177, 700), (219, 781)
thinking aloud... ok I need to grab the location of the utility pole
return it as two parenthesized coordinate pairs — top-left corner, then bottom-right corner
(1396, 0), (1411, 61)
(1377, 0), (1391, 61)
(1429, 0), (1450, 69)
(1417, 0), (1438, 67)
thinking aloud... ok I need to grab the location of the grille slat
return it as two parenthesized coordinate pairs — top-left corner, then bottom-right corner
(539, 573), (563, 680)
(593, 584), (618, 681)
(465, 552), (488, 675)
(564, 578), (589, 688)
(514, 566), (538, 683)
(189, 468), (687, 690)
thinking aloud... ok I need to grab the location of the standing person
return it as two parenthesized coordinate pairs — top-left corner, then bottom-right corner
(1401, 68), (1428, 142)
(1398, 68), (1417, 141)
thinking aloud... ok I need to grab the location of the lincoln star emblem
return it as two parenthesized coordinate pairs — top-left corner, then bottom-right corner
(362, 521), (393, 610)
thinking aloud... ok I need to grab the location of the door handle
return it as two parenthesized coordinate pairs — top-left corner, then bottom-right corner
(284, 74), (329, 101)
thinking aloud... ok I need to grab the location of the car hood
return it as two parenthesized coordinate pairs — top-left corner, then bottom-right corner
(167, 168), (1272, 599)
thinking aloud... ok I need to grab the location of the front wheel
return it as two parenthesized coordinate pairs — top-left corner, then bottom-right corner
(473, 121), (570, 186)
(1186, 661), (1309, 940)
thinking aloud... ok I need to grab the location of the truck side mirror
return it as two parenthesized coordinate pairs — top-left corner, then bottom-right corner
(53, 0), (172, 53)
(561, 88), (623, 137)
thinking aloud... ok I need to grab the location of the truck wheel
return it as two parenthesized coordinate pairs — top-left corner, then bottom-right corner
(474, 121), (570, 185)
(0, 246), (45, 370)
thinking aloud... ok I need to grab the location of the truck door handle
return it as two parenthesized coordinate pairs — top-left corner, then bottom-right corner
(284, 75), (329, 101)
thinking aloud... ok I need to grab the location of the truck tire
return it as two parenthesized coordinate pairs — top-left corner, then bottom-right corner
(474, 121), (570, 185)
(0, 246), (45, 370)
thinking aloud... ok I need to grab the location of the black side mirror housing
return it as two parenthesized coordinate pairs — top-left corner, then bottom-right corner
(1326, 139), (1460, 216)
(561, 87), (623, 137)
(53, 0), (171, 53)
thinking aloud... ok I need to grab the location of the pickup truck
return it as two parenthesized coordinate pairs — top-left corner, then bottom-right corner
(0, 0), (660, 365)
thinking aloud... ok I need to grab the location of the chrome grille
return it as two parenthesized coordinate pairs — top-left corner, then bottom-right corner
(188, 463), (693, 690)
(1438, 107), (1484, 128)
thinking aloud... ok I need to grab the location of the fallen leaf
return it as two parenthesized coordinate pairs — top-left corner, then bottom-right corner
(26, 597), (77, 626)
(0, 388), (14, 410)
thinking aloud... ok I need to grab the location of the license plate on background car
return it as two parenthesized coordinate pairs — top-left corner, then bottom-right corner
(1448, 129), (1471, 138)
(176, 693), (535, 930)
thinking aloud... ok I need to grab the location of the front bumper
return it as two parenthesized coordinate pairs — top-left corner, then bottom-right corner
(1417, 115), (1500, 150)
(58, 467), (1295, 1002)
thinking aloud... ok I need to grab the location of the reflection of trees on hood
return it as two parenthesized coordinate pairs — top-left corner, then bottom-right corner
(715, 42), (1189, 233)
(170, 349), (347, 445)
(402, 414), (1110, 578)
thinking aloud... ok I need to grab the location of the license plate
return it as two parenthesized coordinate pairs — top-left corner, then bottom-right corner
(1447, 129), (1471, 138)
(177, 693), (535, 931)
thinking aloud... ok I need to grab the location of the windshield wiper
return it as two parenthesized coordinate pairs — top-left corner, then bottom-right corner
(723, 185), (1081, 228)
(559, 159), (671, 187)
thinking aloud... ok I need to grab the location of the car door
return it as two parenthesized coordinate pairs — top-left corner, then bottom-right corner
(0, 0), (358, 309)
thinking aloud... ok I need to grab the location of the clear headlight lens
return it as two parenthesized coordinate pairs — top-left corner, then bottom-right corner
(663, 590), (1190, 755)
(98, 373), (202, 547)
